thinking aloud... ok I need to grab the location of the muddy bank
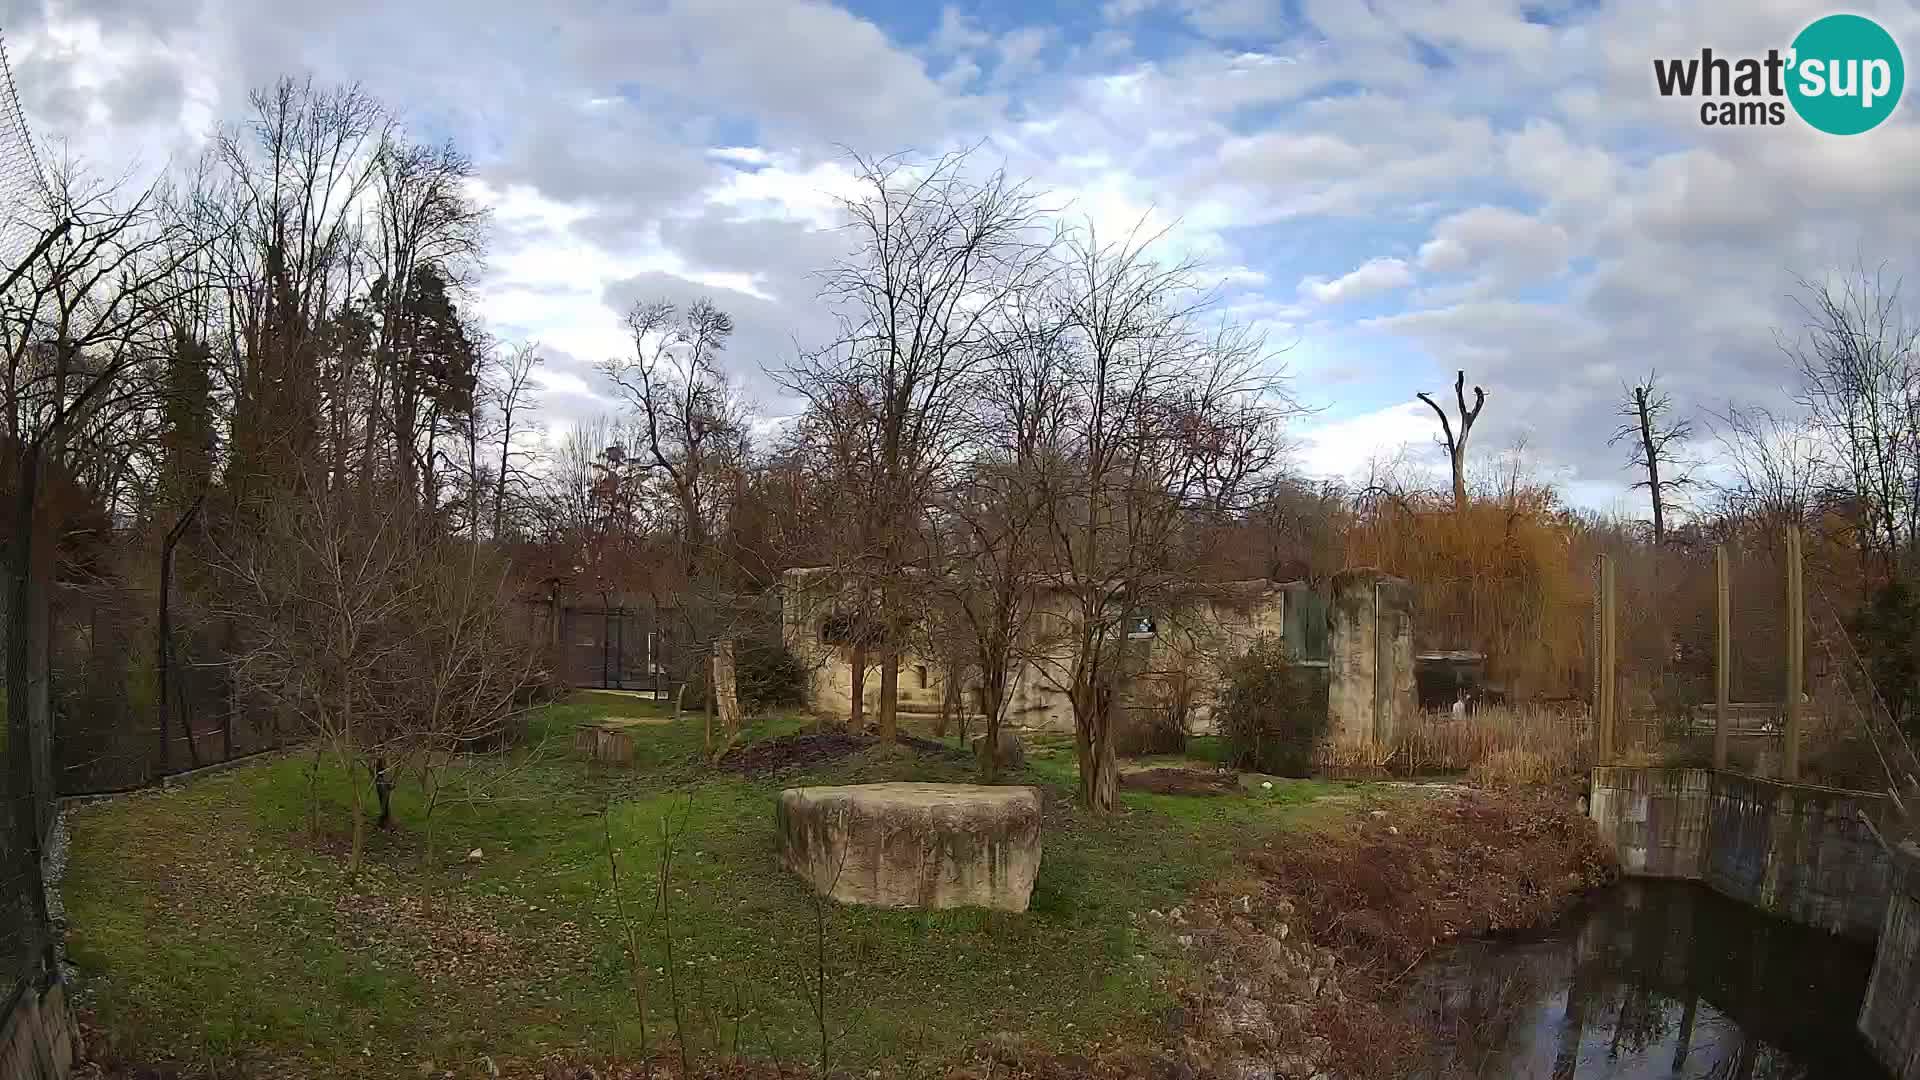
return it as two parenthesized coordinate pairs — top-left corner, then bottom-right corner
(1162, 782), (1618, 1080)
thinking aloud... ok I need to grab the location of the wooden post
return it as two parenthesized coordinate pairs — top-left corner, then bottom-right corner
(1715, 543), (1730, 770)
(1597, 554), (1617, 763)
(1784, 524), (1804, 781)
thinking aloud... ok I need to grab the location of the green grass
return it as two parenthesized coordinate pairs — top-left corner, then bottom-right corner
(64, 692), (1365, 1078)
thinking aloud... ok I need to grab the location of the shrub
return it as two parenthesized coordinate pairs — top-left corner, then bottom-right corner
(736, 639), (807, 714)
(1219, 637), (1328, 777)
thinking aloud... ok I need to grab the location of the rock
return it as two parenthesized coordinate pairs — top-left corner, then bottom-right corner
(466, 848), (483, 861)
(776, 783), (1042, 911)
(970, 728), (1026, 772)
(1303, 1037), (1331, 1064)
(1219, 997), (1275, 1042)
(1225, 1059), (1275, 1080)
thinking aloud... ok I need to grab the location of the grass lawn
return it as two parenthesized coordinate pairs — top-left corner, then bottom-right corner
(64, 692), (1370, 1078)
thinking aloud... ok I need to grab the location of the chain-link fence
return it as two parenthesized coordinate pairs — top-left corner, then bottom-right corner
(50, 585), (294, 795)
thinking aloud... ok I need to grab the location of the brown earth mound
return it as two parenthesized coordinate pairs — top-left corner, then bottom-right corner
(716, 729), (970, 777)
(715, 731), (874, 774)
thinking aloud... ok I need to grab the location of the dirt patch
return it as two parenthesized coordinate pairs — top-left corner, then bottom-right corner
(717, 730), (970, 777)
(716, 731), (877, 775)
(1120, 767), (1239, 796)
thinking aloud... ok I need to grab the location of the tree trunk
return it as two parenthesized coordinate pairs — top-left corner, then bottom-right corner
(1450, 447), (1467, 512)
(1635, 387), (1666, 543)
(712, 637), (742, 738)
(704, 659), (716, 756)
(1073, 681), (1119, 814)
(372, 756), (395, 829)
(157, 497), (204, 776)
(848, 643), (867, 730)
(936, 661), (961, 738)
(878, 652), (898, 743)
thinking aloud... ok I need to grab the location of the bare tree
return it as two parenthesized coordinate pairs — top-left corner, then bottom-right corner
(1417, 370), (1486, 511)
(602, 298), (753, 745)
(785, 148), (1054, 742)
(212, 476), (538, 874)
(487, 340), (542, 541)
(1783, 264), (1920, 576)
(1706, 403), (1825, 531)
(1033, 220), (1296, 813)
(1609, 370), (1696, 543)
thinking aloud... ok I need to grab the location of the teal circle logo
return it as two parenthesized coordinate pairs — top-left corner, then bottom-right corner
(1787, 14), (1904, 135)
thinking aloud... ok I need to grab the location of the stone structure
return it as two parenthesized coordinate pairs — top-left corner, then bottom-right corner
(1862, 843), (1920, 1079)
(0, 977), (77, 1080)
(1326, 569), (1417, 748)
(780, 567), (1323, 735)
(776, 783), (1043, 911)
(1589, 766), (1895, 939)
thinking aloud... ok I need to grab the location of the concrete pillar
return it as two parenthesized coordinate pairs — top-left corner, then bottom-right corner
(1328, 569), (1417, 747)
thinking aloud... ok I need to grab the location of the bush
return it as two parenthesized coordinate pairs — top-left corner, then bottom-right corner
(679, 640), (806, 714)
(736, 639), (807, 714)
(1219, 637), (1328, 777)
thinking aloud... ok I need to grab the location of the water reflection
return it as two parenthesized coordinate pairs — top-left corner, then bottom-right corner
(1403, 880), (1889, 1079)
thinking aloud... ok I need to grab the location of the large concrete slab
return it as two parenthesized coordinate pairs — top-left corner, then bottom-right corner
(776, 782), (1042, 912)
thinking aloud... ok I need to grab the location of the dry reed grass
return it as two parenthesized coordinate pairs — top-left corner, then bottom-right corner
(1317, 705), (1593, 782)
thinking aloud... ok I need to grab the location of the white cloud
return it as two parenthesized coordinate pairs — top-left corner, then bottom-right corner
(1299, 257), (1414, 305)
(1298, 402), (1437, 485)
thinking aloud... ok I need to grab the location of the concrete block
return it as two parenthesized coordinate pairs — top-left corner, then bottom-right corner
(776, 782), (1042, 912)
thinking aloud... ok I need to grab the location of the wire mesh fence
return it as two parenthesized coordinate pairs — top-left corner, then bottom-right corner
(0, 20), (54, 1019)
(1596, 527), (1920, 796)
(50, 585), (295, 795)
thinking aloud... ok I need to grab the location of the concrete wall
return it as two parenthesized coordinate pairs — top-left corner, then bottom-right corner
(780, 567), (1296, 735)
(1589, 766), (1712, 879)
(1705, 772), (1894, 939)
(1861, 844), (1920, 1080)
(1589, 766), (1893, 940)
(1326, 569), (1416, 747)
(0, 977), (76, 1080)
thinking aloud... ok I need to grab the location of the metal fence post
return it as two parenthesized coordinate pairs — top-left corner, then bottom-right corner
(1715, 543), (1730, 770)
(1784, 524), (1804, 781)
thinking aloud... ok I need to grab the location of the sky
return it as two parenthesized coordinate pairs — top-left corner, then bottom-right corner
(3, 0), (1919, 516)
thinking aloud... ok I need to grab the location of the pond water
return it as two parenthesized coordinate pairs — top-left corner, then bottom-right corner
(1403, 880), (1890, 1079)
